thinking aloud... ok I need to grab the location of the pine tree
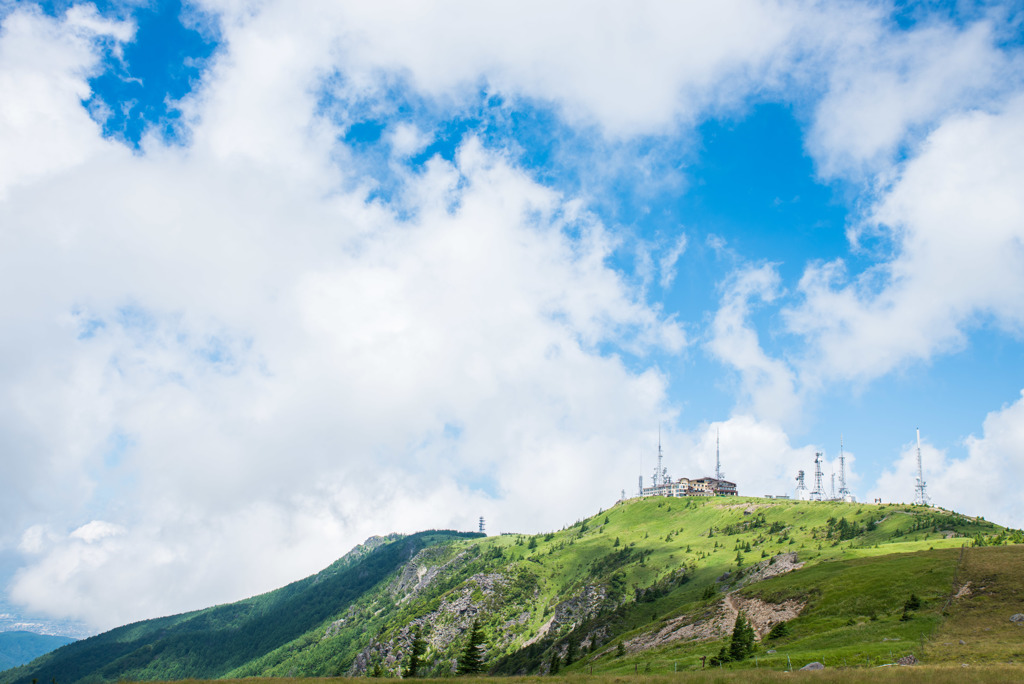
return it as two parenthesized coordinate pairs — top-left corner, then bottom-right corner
(407, 628), (426, 678)
(457, 619), (485, 675)
(728, 611), (756, 661)
(564, 637), (577, 665)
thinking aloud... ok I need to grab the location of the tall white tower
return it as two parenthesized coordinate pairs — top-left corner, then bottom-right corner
(913, 428), (929, 506)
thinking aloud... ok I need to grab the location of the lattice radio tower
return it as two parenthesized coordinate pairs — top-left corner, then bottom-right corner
(478, 516), (485, 534)
(810, 452), (826, 501)
(795, 470), (808, 499)
(914, 428), (929, 506)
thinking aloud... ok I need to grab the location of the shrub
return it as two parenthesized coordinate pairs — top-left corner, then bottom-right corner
(767, 621), (790, 640)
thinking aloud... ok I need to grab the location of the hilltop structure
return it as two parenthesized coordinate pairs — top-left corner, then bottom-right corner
(640, 475), (737, 498)
(636, 429), (738, 498)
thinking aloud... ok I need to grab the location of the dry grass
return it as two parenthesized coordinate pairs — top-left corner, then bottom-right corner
(926, 545), (1024, 664)
(176, 664), (1024, 683)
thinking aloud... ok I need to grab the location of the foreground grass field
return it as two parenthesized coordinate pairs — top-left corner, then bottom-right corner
(168, 666), (1024, 683)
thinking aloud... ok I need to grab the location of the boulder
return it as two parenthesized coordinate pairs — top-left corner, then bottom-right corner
(897, 654), (918, 666)
(800, 662), (824, 670)
(1010, 614), (1024, 623)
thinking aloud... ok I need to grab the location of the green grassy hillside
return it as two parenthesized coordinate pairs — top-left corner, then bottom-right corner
(3, 497), (1020, 683)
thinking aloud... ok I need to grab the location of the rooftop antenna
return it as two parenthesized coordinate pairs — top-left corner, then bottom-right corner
(795, 470), (808, 499)
(838, 435), (851, 500)
(639, 448), (644, 495)
(656, 424), (664, 487)
(914, 428), (929, 506)
(715, 427), (724, 481)
(478, 516), (485, 534)
(810, 452), (825, 501)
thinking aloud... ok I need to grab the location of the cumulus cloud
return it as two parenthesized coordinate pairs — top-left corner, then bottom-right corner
(786, 97), (1024, 385)
(809, 16), (1021, 178)
(0, 5), (133, 197)
(707, 265), (801, 425)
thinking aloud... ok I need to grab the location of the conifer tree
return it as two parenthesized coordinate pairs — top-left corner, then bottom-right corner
(457, 619), (485, 675)
(407, 628), (426, 678)
(728, 611), (756, 661)
(564, 637), (577, 665)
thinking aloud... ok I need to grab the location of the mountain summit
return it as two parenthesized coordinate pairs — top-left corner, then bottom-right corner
(3, 497), (1020, 681)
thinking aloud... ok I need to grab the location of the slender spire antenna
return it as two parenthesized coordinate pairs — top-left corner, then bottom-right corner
(914, 428), (929, 506)
(715, 427), (724, 481)
(838, 435), (851, 500)
(656, 424), (664, 487)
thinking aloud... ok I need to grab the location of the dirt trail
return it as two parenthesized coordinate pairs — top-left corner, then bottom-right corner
(722, 592), (740, 626)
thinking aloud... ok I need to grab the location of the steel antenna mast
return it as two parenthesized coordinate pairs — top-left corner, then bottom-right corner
(715, 427), (724, 481)
(838, 435), (851, 500)
(914, 428), (929, 506)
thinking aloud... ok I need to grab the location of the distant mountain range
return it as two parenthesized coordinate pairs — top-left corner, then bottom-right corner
(2, 497), (1020, 682)
(0, 632), (76, 672)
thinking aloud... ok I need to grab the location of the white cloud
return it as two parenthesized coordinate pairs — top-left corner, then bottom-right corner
(69, 521), (126, 543)
(786, 97), (1024, 385)
(707, 265), (800, 425)
(0, 5), (132, 197)
(809, 17), (1020, 178)
(658, 232), (688, 290)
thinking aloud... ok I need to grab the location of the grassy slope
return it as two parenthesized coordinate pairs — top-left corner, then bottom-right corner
(4, 497), (1019, 683)
(225, 496), (1012, 678)
(925, 544), (1024, 664)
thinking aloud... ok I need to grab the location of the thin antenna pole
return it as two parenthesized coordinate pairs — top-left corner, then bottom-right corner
(838, 435), (850, 500)
(914, 428), (929, 505)
(715, 427), (724, 481)
(656, 424), (663, 487)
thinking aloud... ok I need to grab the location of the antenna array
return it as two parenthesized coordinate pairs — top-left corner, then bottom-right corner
(795, 470), (808, 499)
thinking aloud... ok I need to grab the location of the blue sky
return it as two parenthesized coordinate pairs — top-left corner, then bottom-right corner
(1, 0), (1024, 635)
